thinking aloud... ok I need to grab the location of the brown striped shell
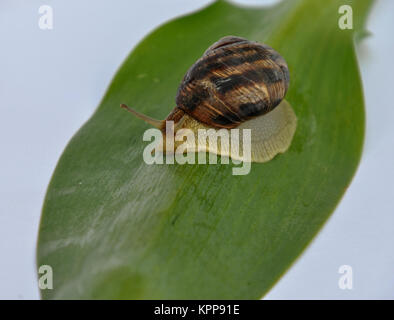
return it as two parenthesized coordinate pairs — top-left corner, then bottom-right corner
(172, 36), (290, 129)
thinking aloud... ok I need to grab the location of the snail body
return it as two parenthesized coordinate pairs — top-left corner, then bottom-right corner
(121, 36), (297, 162)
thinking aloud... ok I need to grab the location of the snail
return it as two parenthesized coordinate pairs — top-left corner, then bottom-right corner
(121, 36), (297, 162)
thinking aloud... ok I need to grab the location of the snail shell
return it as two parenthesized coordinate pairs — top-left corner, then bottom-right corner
(175, 36), (290, 129)
(121, 36), (297, 162)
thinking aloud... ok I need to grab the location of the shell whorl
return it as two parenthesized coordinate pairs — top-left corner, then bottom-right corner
(174, 36), (290, 129)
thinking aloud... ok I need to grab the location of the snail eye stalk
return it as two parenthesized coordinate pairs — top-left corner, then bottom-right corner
(120, 104), (163, 129)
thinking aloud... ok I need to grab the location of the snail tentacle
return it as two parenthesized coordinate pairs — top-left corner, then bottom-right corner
(120, 104), (163, 129)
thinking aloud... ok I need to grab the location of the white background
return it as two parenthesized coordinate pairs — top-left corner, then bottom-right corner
(0, 0), (393, 299)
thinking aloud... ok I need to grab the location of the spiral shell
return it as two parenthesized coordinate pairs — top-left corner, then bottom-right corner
(174, 36), (290, 129)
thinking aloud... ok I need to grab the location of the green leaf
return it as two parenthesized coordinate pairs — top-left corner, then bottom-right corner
(37, 0), (373, 299)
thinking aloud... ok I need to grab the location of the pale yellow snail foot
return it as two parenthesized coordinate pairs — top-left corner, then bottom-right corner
(171, 99), (297, 163)
(238, 99), (297, 163)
